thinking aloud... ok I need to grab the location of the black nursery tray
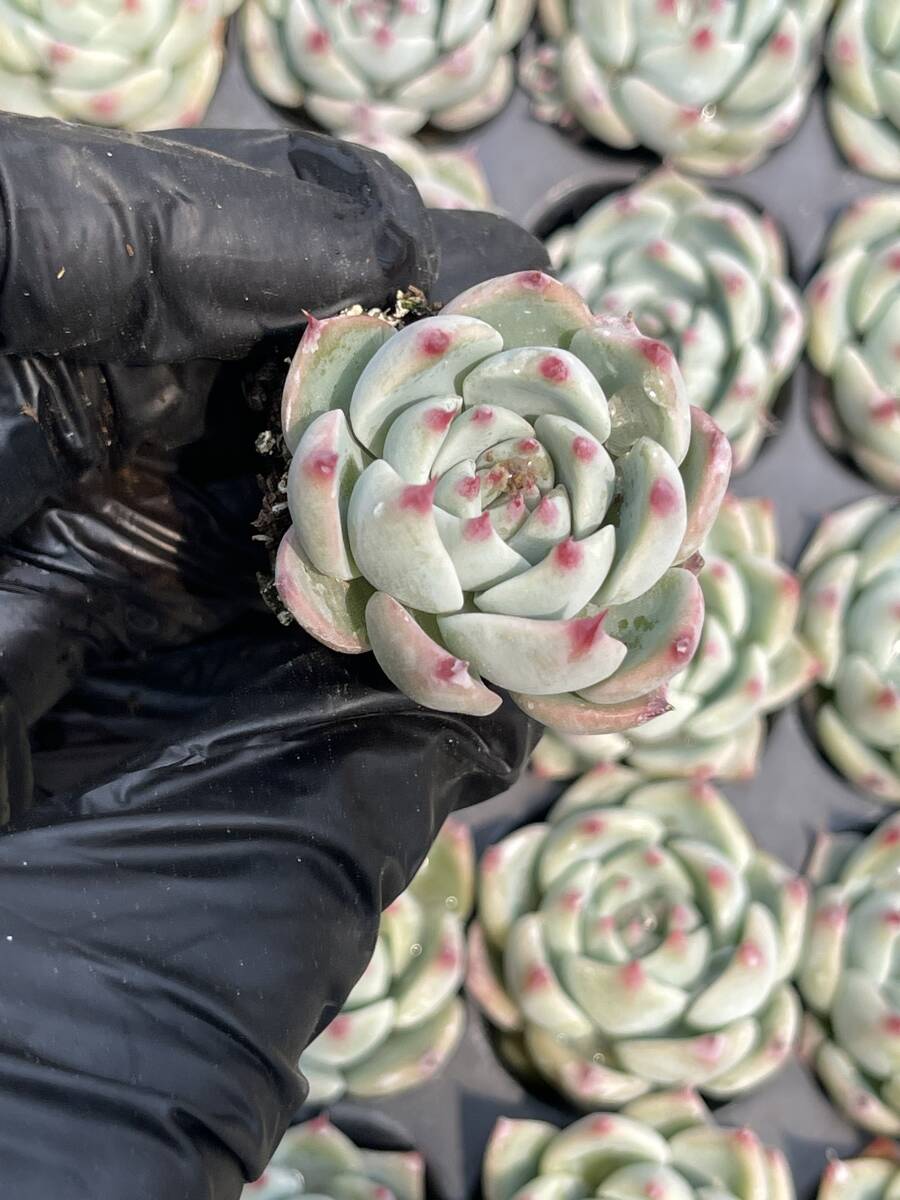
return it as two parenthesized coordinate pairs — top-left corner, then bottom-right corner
(206, 43), (895, 1200)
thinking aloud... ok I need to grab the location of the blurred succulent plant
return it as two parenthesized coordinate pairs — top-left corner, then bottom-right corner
(241, 1116), (424, 1199)
(797, 812), (900, 1136)
(482, 1089), (795, 1200)
(825, 0), (900, 180)
(351, 132), (493, 210)
(276, 271), (732, 731)
(806, 194), (900, 491)
(521, 0), (831, 176)
(467, 765), (807, 1109)
(532, 493), (816, 781)
(299, 819), (473, 1104)
(240, 0), (534, 134)
(798, 497), (900, 803)
(816, 1148), (900, 1200)
(548, 170), (805, 472)
(0, 0), (240, 129)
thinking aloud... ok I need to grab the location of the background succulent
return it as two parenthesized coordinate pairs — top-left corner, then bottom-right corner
(548, 169), (805, 472)
(0, 0), (240, 129)
(825, 0), (900, 180)
(241, 1116), (424, 1199)
(482, 1089), (795, 1200)
(276, 270), (731, 731)
(806, 194), (900, 491)
(798, 497), (900, 803)
(797, 812), (900, 1136)
(299, 818), (473, 1104)
(350, 132), (493, 210)
(467, 765), (808, 1109)
(522, 0), (831, 176)
(816, 1149), (900, 1200)
(241, 0), (534, 135)
(532, 493), (816, 781)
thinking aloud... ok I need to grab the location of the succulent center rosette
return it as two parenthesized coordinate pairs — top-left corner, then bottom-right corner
(467, 764), (808, 1108)
(798, 497), (900, 803)
(522, 0), (831, 176)
(548, 169), (805, 472)
(797, 812), (900, 1137)
(241, 0), (534, 135)
(825, 0), (900, 181)
(533, 492), (816, 782)
(482, 1087), (795, 1200)
(0, 0), (240, 130)
(299, 819), (473, 1104)
(806, 194), (900, 492)
(276, 271), (731, 733)
(241, 1116), (424, 1199)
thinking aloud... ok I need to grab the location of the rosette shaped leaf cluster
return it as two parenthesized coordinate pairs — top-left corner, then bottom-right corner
(532, 493), (816, 781)
(524, 0), (831, 176)
(548, 170), (805, 472)
(798, 497), (900, 803)
(482, 1084), (795, 1200)
(241, 0), (533, 135)
(241, 1116), (424, 1199)
(825, 0), (900, 180)
(351, 132), (493, 210)
(816, 1152), (900, 1200)
(467, 765), (808, 1109)
(806, 195), (900, 491)
(0, 0), (240, 129)
(797, 812), (900, 1136)
(276, 271), (732, 731)
(299, 819), (473, 1104)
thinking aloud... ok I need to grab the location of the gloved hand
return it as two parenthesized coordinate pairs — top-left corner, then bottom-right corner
(0, 115), (546, 1199)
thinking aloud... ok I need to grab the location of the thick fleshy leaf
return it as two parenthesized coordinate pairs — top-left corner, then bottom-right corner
(476, 527), (615, 619)
(677, 407), (733, 561)
(275, 530), (372, 653)
(341, 997), (465, 1097)
(289, 410), (367, 580)
(442, 271), (593, 348)
(513, 688), (671, 734)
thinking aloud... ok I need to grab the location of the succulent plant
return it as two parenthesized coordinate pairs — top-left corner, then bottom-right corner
(0, 0), (240, 129)
(275, 270), (732, 732)
(797, 812), (900, 1136)
(350, 132), (493, 210)
(298, 818), (473, 1104)
(816, 1148), (900, 1200)
(806, 195), (900, 491)
(240, 0), (534, 135)
(467, 765), (808, 1108)
(798, 497), (900, 803)
(532, 493), (816, 781)
(241, 1115), (424, 1199)
(483, 1087), (795, 1200)
(522, 0), (831, 176)
(825, 0), (900, 180)
(548, 169), (806, 472)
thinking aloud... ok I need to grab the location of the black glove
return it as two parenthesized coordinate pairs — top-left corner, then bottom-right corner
(0, 115), (546, 1199)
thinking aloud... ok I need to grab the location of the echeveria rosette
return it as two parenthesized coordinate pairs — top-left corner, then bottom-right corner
(241, 1116), (425, 1199)
(240, 0), (534, 135)
(532, 493), (817, 782)
(798, 497), (900, 804)
(483, 1090), (796, 1200)
(806, 195), (900, 492)
(548, 169), (806, 472)
(825, 0), (900, 181)
(276, 270), (732, 734)
(0, 0), (240, 129)
(299, 819), (473, 1104)
(797, 812), (900, 1136)
(467, 765), (808, 1109)
(350, 132), (493, 210)
(523, 0), (832, 177)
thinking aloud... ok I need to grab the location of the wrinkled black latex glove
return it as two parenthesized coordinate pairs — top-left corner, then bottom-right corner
(0, 115), (546, 1198)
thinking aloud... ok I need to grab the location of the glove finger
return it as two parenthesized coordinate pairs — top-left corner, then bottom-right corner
(429, 209), (551, 304)
(0, 116), (437, 365)
(0, 645), (534, 1198)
